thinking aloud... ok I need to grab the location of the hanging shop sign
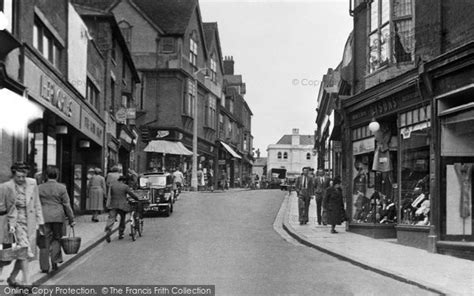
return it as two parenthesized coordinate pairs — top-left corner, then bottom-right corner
(115, 108), (127, 124)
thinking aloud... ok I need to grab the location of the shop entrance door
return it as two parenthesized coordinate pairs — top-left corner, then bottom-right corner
(441, 158), (474, 241)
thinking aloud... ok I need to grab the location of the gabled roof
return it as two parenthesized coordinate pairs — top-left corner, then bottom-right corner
(133, 0), (197, 35)
(276, 135), (315, 145)
(203, 22), (224, 76)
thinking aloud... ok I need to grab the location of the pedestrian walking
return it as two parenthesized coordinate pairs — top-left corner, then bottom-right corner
(104, 176), (139, 242)
(206, 169), (214, 192)
(322, 176), (345, 233)
(295, 167), (314, 225)
(0, 179), (16, 280)
(3, 162), (44, 288)
(314, 169), (330, 225)
(173, 167), (185, 196)
(38, 166), (75, 273)
(219, 170), (227, 191)
(87, 168), (106, 222)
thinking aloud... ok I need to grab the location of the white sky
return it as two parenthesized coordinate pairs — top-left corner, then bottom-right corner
(200, 0), (352, 156)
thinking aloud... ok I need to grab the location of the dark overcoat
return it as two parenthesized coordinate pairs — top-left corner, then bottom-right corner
(323, 186), (345, 225)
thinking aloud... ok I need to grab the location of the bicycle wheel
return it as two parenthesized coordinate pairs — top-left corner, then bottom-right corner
(130, 213), (136, 241)
(138, 218), (143, 237)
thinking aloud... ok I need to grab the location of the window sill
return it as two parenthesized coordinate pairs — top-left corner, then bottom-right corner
(365, 61), (415, 79)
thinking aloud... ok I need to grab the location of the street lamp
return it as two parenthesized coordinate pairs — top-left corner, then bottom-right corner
(191, 67), (210, 191)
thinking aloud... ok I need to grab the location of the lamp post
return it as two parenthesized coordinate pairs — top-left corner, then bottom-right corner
(191, 67), (209, 191)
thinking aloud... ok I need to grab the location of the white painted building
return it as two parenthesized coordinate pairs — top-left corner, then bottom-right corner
(266, 129), (316, 177)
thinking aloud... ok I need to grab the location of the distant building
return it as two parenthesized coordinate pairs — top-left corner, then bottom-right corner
(267, 129), (315, 177)
(252, 157), (267, 179)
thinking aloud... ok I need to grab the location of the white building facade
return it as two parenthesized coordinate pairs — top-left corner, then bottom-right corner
(266, 129), (316, 176)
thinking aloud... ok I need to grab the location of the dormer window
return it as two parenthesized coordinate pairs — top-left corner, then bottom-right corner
(189, 32), (198, 69)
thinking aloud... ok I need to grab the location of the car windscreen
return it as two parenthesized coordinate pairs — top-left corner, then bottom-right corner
(139, 175), (167, 187)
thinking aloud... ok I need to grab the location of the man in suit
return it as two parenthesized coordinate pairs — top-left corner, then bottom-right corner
(295, 167), (314, 225)
(38, 166), (75, 272)
(105, 176), (139, 242)
(314, 169), (330, 225)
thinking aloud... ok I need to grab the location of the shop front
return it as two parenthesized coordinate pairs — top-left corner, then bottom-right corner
(23, 50), (105, 213)
(218, 141), (242, 188)
(343, 72), (433, 242)
(425, 42), (474, 259)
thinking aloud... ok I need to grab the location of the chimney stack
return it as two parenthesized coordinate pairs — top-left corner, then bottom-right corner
(291, 128), (300, 146)
(223, 56), (234, 75)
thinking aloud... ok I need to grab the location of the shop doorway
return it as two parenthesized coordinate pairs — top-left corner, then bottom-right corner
(441, 158), (474, 241)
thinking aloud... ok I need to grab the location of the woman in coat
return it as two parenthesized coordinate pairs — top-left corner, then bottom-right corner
(4, 162), (44, 287)
(87, 168), (106, 222)
(322, 176), (345, 234)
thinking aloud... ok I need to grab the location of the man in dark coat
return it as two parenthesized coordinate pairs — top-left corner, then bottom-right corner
(323, 176), (345, 233)
(38, 166), (75, 272)
(314, 169), (330, 225)
(105, 176), (139, 242)
(295, 167), (314, 225)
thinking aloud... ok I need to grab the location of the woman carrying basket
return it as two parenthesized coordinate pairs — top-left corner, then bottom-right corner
(3, 162), (44, 288)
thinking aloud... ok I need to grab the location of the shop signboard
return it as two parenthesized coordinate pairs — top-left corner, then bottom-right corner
(24, 57), (81, 129)
(81, 108), (104, 146)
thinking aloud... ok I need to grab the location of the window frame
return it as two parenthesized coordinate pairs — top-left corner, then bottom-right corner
(306, 152), (311, 160)
(277, 152), (282, 159)
(33, 18), (62, 70)
(189, 32), (198, 70)
(367, 0), (414, 74)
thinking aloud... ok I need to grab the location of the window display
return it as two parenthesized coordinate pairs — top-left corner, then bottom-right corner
(352, 121), (397, 224)
(400, 110), (431, 226)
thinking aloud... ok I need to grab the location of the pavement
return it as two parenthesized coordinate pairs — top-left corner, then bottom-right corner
(0, 213), (119, 286)
(282, 191), (474, 296)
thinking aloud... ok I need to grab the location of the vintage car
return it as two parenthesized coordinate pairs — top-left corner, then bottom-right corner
(280, 175), (297, 191)
(137, 172), (175, 216)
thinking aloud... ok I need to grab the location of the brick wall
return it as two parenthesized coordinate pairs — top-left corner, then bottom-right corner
(441, 0), (474, 53)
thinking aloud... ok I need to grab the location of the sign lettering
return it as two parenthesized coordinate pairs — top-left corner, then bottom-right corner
(40, 76), (73, 117)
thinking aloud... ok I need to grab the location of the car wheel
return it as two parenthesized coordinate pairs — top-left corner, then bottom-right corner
(164, 206), (171, 217)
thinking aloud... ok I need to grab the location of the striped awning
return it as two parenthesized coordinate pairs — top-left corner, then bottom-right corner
(144, 140), (193, 156)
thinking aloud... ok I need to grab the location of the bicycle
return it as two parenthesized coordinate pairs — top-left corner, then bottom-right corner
(128, 199), (148, 241)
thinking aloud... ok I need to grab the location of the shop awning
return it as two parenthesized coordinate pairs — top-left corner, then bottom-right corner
(220, 141), (242, 159)
(144, 140), (193, 156)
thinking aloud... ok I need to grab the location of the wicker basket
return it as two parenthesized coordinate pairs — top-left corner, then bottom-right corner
(0, 234), (28, 261)
(60, 227), (81, 255)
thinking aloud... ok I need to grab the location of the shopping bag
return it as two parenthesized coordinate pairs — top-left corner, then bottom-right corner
(60, 227), (81, 255)
(0, 233), (28, 261)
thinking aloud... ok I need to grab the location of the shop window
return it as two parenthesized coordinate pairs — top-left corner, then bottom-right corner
(306, 153), (311, 160)
(33, 18), (62, 70)
(368, 0), (414, 73)
(351, 121), (398, 224)
(400, 124), (431, 225)
(27, 122), (44, 182)
(277, 152), (282, 159)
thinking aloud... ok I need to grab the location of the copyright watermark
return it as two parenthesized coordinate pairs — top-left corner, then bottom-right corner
(292, 78), (320, 87)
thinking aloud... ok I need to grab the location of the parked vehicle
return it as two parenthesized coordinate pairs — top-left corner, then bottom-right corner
(137, 172), (175, 216)
(268, 168), (287, 189)
(280, 175), (297, 191)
